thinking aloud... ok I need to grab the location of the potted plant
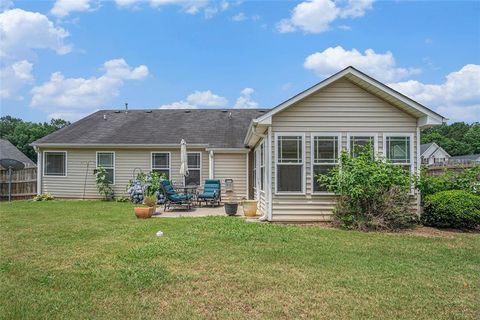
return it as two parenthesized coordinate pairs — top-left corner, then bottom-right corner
(242, 199), (258, 217)
(144, 195), (157, 216)
(224, 191), (238, 216)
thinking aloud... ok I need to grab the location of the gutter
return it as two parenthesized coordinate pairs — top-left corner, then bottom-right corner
(30, 143), (210, 149)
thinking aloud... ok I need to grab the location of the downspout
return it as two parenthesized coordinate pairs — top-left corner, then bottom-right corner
(416, 126), (421, 216)
(34, 146), (42, 195)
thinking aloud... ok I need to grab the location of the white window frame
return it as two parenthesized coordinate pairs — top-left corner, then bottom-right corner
(151, 151), (171, 178)
(383, 133), (415, 175)
(96, 151), (115, 185)
(43, 151), (67, 177)
(274, 132), (306, 195)
(253, 148), (257, 192)
(311, 133), (342, 195)
(346, 133), (379, 158)
(185, 152), (202, 186)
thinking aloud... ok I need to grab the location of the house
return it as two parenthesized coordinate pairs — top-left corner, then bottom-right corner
(450, 154), (480, 163)
(0, 139), (36, 168)
(32, 66), (446, 221)
(0, 139), (37, 199)
(420, 142), (451, 165)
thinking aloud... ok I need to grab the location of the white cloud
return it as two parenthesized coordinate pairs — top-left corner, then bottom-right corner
(159, 87), (259, 109)
(30, 58), (149, 120)
(0, 60), (33, 99)
(159, 89), (228, 109)
(114, 0), (228, 18)
(231, 12), (246, 21)
(276, 0), (373, 34)
(389, 64), (480, 122)
(187, 90), (228, 107)
(304, 46), (421, 82)
(233, 87), (258, 109)
(0, 9), (71, 59)
(0, 0), (13, 10)
(50, 0), (93, 18)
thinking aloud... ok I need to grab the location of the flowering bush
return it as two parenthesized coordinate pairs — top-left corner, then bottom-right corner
(33, 193), (54, 201)
(126, 171), (165, 204)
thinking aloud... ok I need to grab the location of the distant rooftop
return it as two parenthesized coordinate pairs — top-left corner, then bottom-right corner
(0, 139), (36, 167)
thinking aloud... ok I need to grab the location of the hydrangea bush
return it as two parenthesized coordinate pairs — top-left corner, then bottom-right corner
(126, 171), (165, 204)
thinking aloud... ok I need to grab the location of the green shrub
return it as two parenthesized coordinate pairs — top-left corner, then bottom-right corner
(423, 190), (480, 229)
(33, 193), (54, 201)
(95, 167), (114, 200)
(416, 165), (480, 197)
(318, 147), (416, 231)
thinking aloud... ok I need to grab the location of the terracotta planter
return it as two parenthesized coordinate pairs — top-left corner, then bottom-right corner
(242, 200), (258, 217)
(134, 207), (153, 219)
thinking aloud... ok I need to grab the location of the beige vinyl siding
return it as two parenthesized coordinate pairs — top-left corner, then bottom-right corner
(270, 78), (419, 222)
(213, 153), (247, 201)
(41, 148), (209, 198)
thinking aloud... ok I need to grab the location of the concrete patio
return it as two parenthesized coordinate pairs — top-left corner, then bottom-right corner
(153, 204), (252, 218)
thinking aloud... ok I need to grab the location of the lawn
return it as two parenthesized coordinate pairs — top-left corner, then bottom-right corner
(0, 201), (479, 319)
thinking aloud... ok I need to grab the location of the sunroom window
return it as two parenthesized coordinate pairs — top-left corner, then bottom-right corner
(185, 152), (201, 186)
(260, 142), (265, 191)
(349, 135), (376, 158)
(44, 151), (66, 176)
(313, 135), (339, 192)
(97, 152), (115, 184)
(385, 135), (412, 173)
(152, 153), (170, 178)
(276, 135), (304, 193)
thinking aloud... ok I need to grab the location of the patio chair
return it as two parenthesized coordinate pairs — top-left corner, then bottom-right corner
(160, 180), (193, 211)
(197, 179), (221, 207)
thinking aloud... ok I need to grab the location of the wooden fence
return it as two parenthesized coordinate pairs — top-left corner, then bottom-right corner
(0, 167), (37, 200)
(426, 162), (479, 176)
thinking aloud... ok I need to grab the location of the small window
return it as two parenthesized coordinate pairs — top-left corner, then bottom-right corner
(349, 135), (376, 158)
(44, 151), (66, 176)
(276, 135), (304, 193)
(253, 150), (257, 191)
(97, 152), (115, 184)
(185, 152), (201, 186)
(152, 153), (170, 178)
(385, 135), (412, 173)
(313, 135), (339, 192)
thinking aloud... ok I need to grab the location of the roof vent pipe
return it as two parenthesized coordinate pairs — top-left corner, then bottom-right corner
(103, 114), (107, 120)
(125, 102), (128, 114)
(228, 112), (232, 119)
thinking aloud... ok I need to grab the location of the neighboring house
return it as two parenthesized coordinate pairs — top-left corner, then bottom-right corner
(449, 154), (480, 163)
(0, 139), (37, 199)
(0, 139), (36, 168)
(32, 66), (446, 221)
(420, 142), (451, 165)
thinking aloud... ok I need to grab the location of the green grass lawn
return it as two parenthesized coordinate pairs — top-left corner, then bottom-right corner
(0, 201), (479, 319)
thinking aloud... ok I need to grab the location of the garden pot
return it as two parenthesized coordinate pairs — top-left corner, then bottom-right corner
(242, 200), (258, 217)
(224, 202), (238, 216)
(134, 207), (153, 219)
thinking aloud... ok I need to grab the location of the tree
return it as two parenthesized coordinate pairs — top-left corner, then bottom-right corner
(0, 116), (70, 162)
(421, 122), (480, 156)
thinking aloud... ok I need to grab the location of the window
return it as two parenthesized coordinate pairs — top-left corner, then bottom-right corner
(349, 134), (376, 158)
(384, 134), (413, 173)
(260, 142), (265, 191)
(312, 135), (340, 192)
(152, 152), (170, 178)
(185, 152), (201, 186)
(276, 134), (304, 193)
(96, 152), (115, 184)
(44, 151), (66, 176)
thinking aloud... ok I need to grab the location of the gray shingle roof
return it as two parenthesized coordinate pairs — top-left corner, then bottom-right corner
(450, 154), (480, 161)
(420, 143), (434, 155)
(0, 139), (36, 167)
(32, 109), (269, 148)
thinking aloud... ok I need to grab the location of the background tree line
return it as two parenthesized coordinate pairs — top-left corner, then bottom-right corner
(0, 116), (479, 163)
(0, 116), (70, 162)
(421, 122), (480, 156)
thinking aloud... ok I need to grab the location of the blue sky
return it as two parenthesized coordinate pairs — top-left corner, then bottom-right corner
(1, 0), (479, 123)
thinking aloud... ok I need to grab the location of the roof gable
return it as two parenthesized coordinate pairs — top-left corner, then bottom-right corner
(0, 139), (36, 167)
(254, 66), (445, 127)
